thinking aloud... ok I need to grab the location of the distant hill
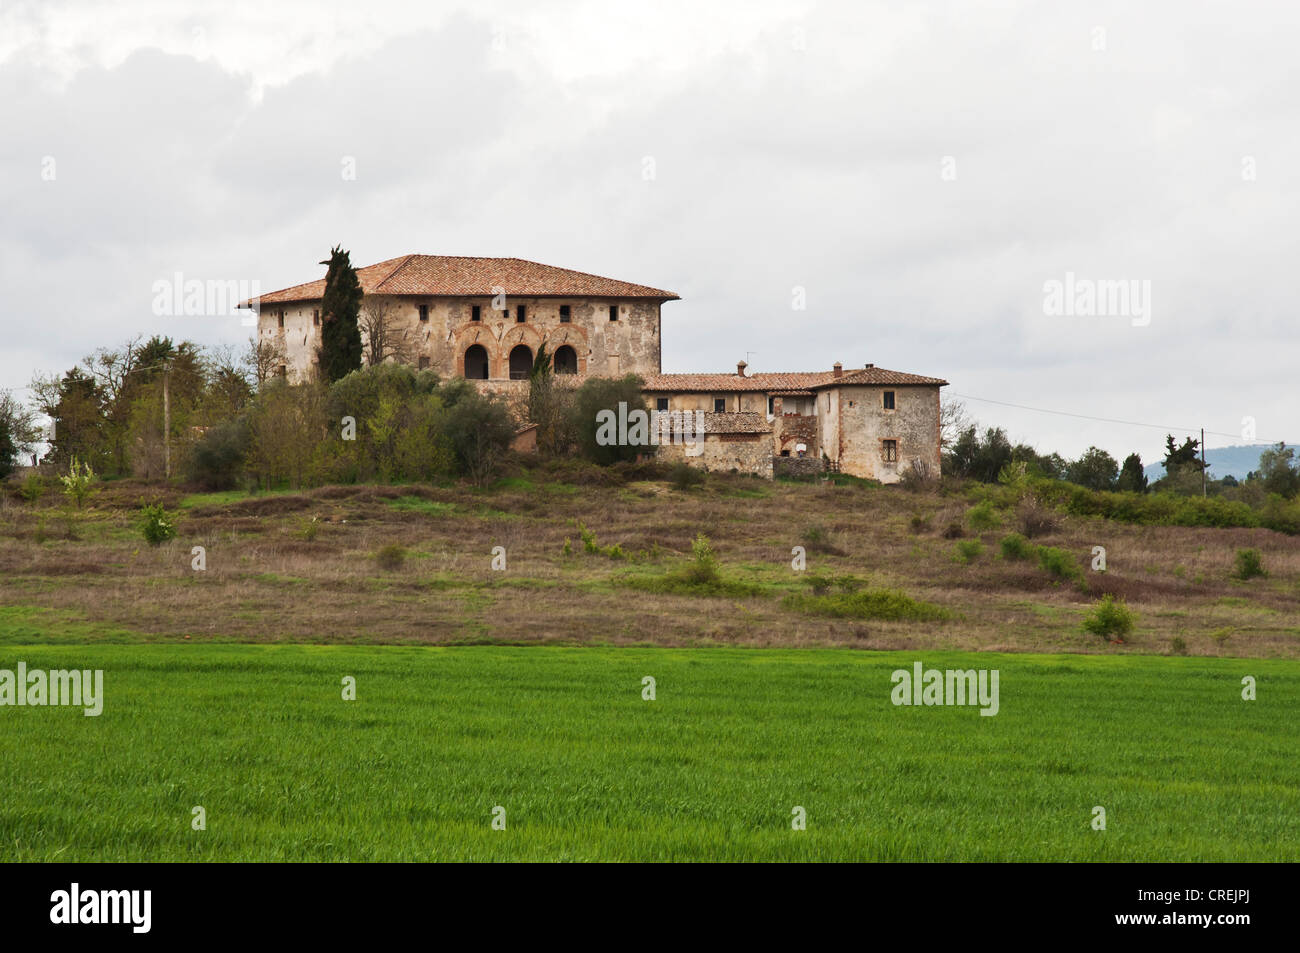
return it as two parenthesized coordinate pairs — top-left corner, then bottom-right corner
(1141, 444), (1287, 483)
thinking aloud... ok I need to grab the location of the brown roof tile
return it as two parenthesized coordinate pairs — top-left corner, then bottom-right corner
(643, 366), (947, 392)
(244, 255), (679, 306)
(702, 412), (771, 434)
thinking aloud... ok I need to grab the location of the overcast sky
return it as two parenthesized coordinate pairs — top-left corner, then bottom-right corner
(3, 0), (1297, 463)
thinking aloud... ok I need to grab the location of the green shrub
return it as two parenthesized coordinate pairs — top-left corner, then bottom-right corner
(941, 522), (964, 539)
(999, 532), (1033, 560)
(1030, 477), (1300, 534)
(19, 472), (45, 502)
(579, 522), (599, 554)
(139, 503), (176, 546)
(1082, 594), (1135, 640)
(1170, 636), (1188, 655)
(683, 533), (720, 585)
(562, 537), (572, 557)
(188, 418), (250, 490)
(376, 544), (406, 570)
(298, 518), (319, 542)
(669, 462), (705, 490)
(805, 573), (834, 596)
(966, 500), (1000, 531)
(60, 457), (96, 509)
(782, 588), (950, 622)
(1233, 548), (1267, 580)
(617, 535), (763, 599)
(953, 539), (983, 564)
(909, 514), (930, 534)
(571, 374), (647, 465)
(1037, 545), (1081, 581)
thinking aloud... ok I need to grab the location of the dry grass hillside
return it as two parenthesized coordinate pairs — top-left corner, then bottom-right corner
(2, 467), (1297, 657)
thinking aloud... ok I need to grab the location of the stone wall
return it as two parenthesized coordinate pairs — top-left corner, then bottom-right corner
(260, 293), (664, 385)
(772, 455), (823, 479)
(821, 384), (941, 483)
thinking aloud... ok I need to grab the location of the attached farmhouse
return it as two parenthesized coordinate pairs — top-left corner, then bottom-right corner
(644, 361), (947, 482)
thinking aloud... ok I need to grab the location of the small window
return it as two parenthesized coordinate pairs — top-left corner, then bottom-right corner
(780, 449), (791, 457)
(418, 356), (430, 370)
(312, 310), (320, 326)
(276, 364), (287, 378)
(609, 305), (618, 321)
(714, 398), (726, 413)
(277, 311), (285, 329)
(419, 305), (429, 322)
(471, 305), (481, 322)
(516, 304), (526, 323)
(882, 439), (898, 463)
(656, 397), (669, 411)
(767, 396), (775, 415)
(883, 390), (895, 410)
(559, 305), (571, 323)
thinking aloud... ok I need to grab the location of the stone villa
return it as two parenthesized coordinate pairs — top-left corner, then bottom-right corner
(246, 255), (946, 482)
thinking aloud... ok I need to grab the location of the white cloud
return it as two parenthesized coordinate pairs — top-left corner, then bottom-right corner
(2, 0), (1297, 463)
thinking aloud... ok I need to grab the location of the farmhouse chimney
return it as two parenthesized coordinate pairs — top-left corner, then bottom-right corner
(737, 360), (748, 377)
(832, 361), (842, 379)
(864, 363), (874, 368)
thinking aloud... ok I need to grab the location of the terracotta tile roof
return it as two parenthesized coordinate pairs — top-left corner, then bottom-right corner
(243, 255), (679, 306)
(643, 366), (947, 392)
(701, 412), (771, 434)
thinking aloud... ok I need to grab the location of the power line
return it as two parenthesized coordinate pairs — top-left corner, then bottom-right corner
(949, 392), (1285, 446)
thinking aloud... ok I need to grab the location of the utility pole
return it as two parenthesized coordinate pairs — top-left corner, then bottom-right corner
(1200, 427), (1207, 497)
(163, 365), (171, 481)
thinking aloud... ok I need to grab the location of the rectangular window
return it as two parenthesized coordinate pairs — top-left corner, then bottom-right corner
(419, 305), (429, 322)
(883, 390), (895, 410)
(277, 311), (285, 328)
(312, 310), (320, 326)
(276, 364), (287, 378)
(560, 305), (571, 323)
(656, 397), (669, 411)
(516, 304), (526, 323)
(609, 305), (618, 321)
(714, 397), (726, 413)
(418, 356), (430, 369)
(767, 396), (775, 415)
(883, 439), (898, 462)
(471, 305), (481, 322)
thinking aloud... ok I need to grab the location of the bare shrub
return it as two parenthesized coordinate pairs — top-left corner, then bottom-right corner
(1017, 497), (1059, 539)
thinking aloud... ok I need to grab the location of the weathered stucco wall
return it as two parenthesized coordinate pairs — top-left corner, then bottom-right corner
(644, 390), (768, 414)
(259, 294), (663, 384)
(822, 384), (941, 482)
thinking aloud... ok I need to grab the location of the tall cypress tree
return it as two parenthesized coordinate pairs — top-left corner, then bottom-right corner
(317, 245), (363, 383)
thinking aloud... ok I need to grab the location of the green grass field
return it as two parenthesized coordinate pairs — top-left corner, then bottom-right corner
(1, 644), (1296, 861)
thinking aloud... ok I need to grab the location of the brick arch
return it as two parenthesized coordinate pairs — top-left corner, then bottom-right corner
(498, 325), (544, 380)
(500, 323), (545, 350)
(454, 326), (498, 379)
(543, 325), (589, 376)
